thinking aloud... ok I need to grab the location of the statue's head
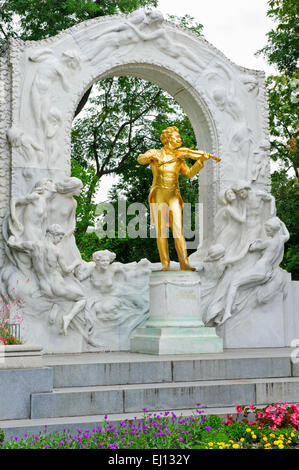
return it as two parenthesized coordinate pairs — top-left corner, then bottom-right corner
(34, 178), (56, 194)
(160, 126), (181, 148)
(232, 180), (251, 199)
(218, 187), (236, 205)
(206, 244), (225, 261)
(265, 217), (281, 237)
(55, 177), (83, 196)
(92, 250), (116, 269)
(46, 224), (65, 244)
(7, 127), (23, 147)
(212, 87), (227, 110)
(146, 9), (164, 24)
(224, 188), (237, 203)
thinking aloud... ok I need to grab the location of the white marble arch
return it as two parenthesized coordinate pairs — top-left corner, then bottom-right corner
(1, 9), (295, 353)
(0, 8), (270, 266)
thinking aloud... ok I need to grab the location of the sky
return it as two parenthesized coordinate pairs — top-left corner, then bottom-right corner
(96, 0), (277, 201)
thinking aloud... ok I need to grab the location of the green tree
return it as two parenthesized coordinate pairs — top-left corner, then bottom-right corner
(267, 72), (299, 179)
(0, 0), (157, 43)
(257, 0), (299, 279)
(256, 0), (299, 73)
(271, 171), (299, 278)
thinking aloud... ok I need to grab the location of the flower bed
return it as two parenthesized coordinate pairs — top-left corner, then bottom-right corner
(0, 294), (24, 346)
(1, 403), (299, 449)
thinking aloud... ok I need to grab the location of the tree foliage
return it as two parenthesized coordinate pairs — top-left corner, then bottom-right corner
(271, 170), (299, 278)
(267, 72), (299, 178)
(0, 0), (157, 43)
(256, 0), (299, 73)
(258, 0), (299, 279)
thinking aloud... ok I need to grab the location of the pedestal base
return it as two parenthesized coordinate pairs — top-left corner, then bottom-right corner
(130, 271), (223, 355)
(130, 326), (223, 355)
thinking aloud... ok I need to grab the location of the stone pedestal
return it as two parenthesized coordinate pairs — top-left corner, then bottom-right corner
(0, 344), (44, 369)
(130, 271), (223, 355)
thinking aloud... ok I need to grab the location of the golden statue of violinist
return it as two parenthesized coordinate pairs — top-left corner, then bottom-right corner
(137, 126), (221, 271)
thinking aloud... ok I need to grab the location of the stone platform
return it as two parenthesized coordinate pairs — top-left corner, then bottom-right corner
(0, 347), (298, 440)
(131, 271), (223, 354)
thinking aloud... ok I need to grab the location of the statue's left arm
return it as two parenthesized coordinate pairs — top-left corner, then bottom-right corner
(180, 159), (204, 179)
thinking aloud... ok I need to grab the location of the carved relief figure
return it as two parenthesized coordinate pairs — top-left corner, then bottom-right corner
(241, 74), (259, 95)
(48, 177), (83, 265)
(28, 48), (80, 154)
(9, 179), (56, 242)
(85, 9), (158, 64)
(124, 10), (205, 73)
(196, 243), (250, 325)
(204, 63), (254, 176)
(232, 181), (276, 244)
(251, 152), (269, 183)
(78, 250), (127, 329)
(214, 187), (246, 256)
(44, 107), (62, 167)
(84, 9), (204, 73)
(7, 126), (43, 166)
(7, 224), (85, 335)
(28, 49), (70, 142)
(221, 217), (290, 324)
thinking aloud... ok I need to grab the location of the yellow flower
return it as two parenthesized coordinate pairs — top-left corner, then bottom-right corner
(252, 434), (257, 439)
(291, 432), (295, 437)
(240, 438), (245, 442)
(270, 433), (275, 438)
(278, 445), (284, 449)
(208, 442), (214, 446)
(232, 444), (239, 449)
(246, 428), (251, 432)
(263, 437), (268, 441)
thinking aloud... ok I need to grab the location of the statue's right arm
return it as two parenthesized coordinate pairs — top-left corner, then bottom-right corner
(7, 236), (33, 253)
(137, 149), (158, 165)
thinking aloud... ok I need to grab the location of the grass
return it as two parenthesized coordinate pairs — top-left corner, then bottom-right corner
(1, 405), (299, 449)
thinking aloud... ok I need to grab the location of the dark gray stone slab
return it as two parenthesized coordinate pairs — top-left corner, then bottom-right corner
(255, 378), (299, 403)
(173, 357), (292, 382)
(52, 361), (172, 388)
(124, 382), (256, 412)
(0, 368), (53, 420)
(30, 389), (123, 419)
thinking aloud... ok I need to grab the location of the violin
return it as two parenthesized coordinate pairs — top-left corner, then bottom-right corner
(157, 147), (221, 167)
(175, 147), (221, 162)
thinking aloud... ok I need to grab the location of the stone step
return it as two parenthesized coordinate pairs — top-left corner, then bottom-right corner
(0, 406), (241, 441)
(30, 376), (299, 420)
(44, 349), (295, 388)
